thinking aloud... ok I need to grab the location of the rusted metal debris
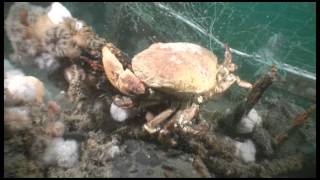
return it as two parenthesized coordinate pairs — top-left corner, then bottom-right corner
(275, 104), (316, 145)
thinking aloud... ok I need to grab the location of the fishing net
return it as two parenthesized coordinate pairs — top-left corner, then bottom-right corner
(16, 2), (314, 81)
(4, 2), (316, 102)
(119, 2), (316, 81)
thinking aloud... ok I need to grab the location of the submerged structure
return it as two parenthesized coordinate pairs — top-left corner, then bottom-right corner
(4, 2), (316, 178)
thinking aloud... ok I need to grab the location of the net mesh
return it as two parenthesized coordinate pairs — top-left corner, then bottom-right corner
(4, 2), (316, 102)
(119, 2), (316, 80)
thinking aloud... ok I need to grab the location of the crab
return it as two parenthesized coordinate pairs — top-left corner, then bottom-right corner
(102, 42), (252, 138)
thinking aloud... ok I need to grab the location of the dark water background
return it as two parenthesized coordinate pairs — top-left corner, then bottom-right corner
(3, 2), (316, 177)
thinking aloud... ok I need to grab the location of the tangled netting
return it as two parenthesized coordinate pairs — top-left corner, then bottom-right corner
(118, 2), (315, 80)
(4, 2), (315, 80)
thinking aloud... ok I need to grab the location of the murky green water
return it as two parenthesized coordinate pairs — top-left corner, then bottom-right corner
(62, 3), (316, 102)
(4, 2), (316, 178)
(4, 2), (316, 76)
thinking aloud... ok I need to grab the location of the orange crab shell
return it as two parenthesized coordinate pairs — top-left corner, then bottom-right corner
(132, 42), (219, 96)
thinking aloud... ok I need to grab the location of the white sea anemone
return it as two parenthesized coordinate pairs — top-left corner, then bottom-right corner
(234, 139), (256, 163)
(5, 69), (25, 79)
(43, 138), (79, 168)
(74, 19), (84, 30)
(106, 138), (122, 160)
(236, 108), (262, 134)
(107, 145), (121, 159)
(4, 75), (45, 105)
(47, 2), (72, 25)
(110, 103), (130, 122)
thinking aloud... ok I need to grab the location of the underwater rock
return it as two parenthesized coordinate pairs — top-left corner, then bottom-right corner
(5, 2), (47, 65)
(113, 139), (202, 178)
(4, 151), (44, 178)
(5, 2), (106, 71)
(85, 131), (124, 163)
(4, 106), (32, 132)
(45, 121), (65, 137)
(192, 156), (212, 178)
(91, 99), (108, 121)
(135, 150), (161, 167)
(64, 65), (90, 112)
(251, 125), (274, 158)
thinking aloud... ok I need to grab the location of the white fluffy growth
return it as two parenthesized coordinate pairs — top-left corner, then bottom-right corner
(108, 145), (121, 158)
(236, 108), (262, 134)
(74, 19), (84, 30)
(106, 138), (121, 159)
(5, 70), (25, 79)
(234, 139), (256, 163)
(47, 2), (72, 25)
(4, 76), (38, 104)
(110, 103), (130, 122)
(43, 138), (79, 168)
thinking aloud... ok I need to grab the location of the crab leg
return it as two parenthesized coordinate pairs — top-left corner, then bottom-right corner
(225, 43), (252, 88)
(161, 103), (199, 134)
(223, 44), (237, 72)
(214, 74), (238, 94)
(143, 108), (176, 134)
(113, 95), (135, 108)
(102, 46), (145, 96)
(215, 74), (253, 94)
(214, 43), (253, 92)
(236, 76), (253, 89)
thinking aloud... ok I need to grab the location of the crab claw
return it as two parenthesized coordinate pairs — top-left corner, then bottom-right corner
(102, 46), (145, 96)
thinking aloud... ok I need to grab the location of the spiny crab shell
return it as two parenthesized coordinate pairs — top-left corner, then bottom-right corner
(131, 42), (219, 97)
